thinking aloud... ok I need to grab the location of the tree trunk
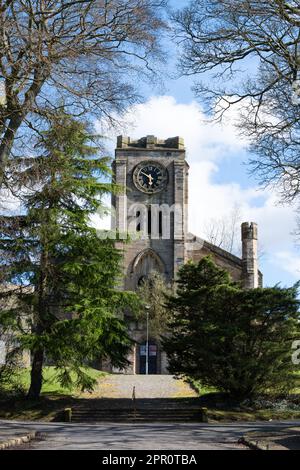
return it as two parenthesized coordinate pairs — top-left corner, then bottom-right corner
(27, 348), (44, 400)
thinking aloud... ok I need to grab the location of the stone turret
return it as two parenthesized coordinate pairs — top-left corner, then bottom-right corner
(241, 222), (259, 289)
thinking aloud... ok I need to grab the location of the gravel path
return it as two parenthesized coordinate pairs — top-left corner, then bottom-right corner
(90, 374), (197, 399)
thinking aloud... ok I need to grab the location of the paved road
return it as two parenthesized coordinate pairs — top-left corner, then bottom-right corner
(2, 420), (300, 450)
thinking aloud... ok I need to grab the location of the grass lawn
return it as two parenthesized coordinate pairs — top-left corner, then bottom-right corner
(206, 408), (300, 422)
(16, 366), (106, 396)
(0, 366), (108, 421)
(0, 369), (299, 423)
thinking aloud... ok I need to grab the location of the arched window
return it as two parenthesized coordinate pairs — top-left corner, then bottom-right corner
(136, 211), (141, 232)
(132, 249), (165, 288)
(148, 207), (151, 236)
(159, 210), (163, 237)
(135, 207), (164, 238)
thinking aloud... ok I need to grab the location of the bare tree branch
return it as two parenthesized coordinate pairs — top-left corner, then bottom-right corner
(171, 0), (300, 202)
(0, 0), (168, 184)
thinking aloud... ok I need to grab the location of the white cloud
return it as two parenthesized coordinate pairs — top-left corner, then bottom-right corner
(273, 251), (300, 280)
(0, 189), (22, 215)
(89, 194), (111, 231)
(98, 95), (246, 162)
(96, 95), (300, 283)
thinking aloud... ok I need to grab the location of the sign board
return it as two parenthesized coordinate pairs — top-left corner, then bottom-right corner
(140, 344), (157, 357)
(149, 345), (157, 356)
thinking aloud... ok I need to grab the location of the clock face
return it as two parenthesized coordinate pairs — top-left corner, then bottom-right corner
(133, 161), (168, 194)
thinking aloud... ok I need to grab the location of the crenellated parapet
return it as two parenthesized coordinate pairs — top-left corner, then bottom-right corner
(241, 221), (258, 241)
(116, 135), (185, 150)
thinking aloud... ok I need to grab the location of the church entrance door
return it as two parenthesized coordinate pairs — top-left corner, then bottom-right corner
(139, 342), (158, 374)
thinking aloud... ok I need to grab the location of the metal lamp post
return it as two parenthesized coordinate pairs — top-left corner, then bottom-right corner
(145, 305), (150, 375)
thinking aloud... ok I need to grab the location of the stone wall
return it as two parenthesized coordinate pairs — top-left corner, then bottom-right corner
(112, 135), (262, 375)
(114, 136), (188, 290)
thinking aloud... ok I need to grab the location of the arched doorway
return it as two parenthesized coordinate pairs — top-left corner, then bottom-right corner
(138, 341), (158, 374)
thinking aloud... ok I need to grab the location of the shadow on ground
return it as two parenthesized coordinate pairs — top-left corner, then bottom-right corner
(1, 393), (300, 423)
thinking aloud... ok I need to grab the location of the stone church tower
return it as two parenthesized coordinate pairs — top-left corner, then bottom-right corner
(110, 135), (262, 375)
(112, 135), (188, 289)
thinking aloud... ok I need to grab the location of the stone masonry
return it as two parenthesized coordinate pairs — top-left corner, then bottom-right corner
(108, 135), (262, 375)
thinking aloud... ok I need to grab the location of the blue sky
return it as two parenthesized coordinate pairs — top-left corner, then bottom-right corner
(1, 0), (297, 288)
(95, 0), (300, 288)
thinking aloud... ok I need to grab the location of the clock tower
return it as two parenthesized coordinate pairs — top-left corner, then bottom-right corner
(112, 135), (189, 291)
(110, 134), (261, 375)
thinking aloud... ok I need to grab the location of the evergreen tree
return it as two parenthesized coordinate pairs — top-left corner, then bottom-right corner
(0, 112), (136, 399)
(163, 256), (300, 399)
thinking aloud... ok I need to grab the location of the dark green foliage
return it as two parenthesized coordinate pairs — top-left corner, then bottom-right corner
(163, 256), (300, 399)
(0, 112), (136, 398)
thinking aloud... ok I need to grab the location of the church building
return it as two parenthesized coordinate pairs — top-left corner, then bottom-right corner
(110, 135), (262, 375)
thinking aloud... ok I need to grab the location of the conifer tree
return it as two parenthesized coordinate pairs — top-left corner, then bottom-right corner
(163, 256), (300, 399)
(0, 112), (136, 399)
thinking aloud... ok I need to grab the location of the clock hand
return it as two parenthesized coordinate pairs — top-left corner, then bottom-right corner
(140, 171), (154, 185)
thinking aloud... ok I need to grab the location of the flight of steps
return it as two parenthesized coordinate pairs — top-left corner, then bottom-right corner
(69, 407), (207, 423)
(59, 376), (207, 423)
(62, 398), (208, 423)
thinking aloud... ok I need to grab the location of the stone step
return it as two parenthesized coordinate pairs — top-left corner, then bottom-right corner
(71, 418), (202, 423)
(70, 417), (203, 422)
(71, 410), (202, 415)
(71, 413), (202, 416)
(72, 408), (201, 413)
(67, 408), (206, 423)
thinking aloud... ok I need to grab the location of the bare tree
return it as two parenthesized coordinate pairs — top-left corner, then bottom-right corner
(204, 205), (266, 260)
(0, 0), (168, 184)
(171, 0), (300, 202)
(136, 273), (171, 338)
(203, 205), (242, 256)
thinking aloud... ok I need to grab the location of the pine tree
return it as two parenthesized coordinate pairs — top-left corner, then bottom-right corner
(163, 256), (300, 399)
(0, 112), (136, 399)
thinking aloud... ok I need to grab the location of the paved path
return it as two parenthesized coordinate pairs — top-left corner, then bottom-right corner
(244, 426), (300, 450)
(86, 375), (197, 399)
(2, 420), (300, 450)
